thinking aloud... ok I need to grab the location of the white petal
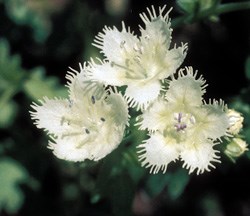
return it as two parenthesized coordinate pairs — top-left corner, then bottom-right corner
(49, 123), (123, 162)
(139, 5), (172, 50)
(87, 60), (127, 86)
(93, 23), (139, 64)
(181, 140), (220, 175)
(159, 43), (188, 79)
(106, 90), (129, 127)
(30, 97), (70, 135)
(197, 100), (229, 140)
(165, 67), (206, 107)
(137, 133), (180, 174)
(140, 19), (172, 54)
(66, 64), (106, 101)
(137, 97), (174, 131)
(125, 80), (162, 110)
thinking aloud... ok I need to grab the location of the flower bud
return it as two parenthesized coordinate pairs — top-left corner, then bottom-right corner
(225, 138), (248, 159)
(227, 109), (244, 135)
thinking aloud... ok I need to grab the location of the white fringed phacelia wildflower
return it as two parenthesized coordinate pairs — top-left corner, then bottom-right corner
(88, 5), (187, 110)
(30, 64), (129, 162)
(137, 67), (230, 175)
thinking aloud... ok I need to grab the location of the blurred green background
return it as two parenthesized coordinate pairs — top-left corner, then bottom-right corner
(0, 0), (250, 215)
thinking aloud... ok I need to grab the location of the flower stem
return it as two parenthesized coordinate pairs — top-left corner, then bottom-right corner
(172, 1), (250, 28)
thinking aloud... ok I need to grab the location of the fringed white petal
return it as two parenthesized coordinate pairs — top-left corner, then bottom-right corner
(30, 97), (70, 136)
(93, 22), (139, 64)
(180, 140), (221, 175)
(106, 90), (130, 127)
(165, 67), (206, 107)
(197, 99), (229, 140)
(49, 121), (123, 162)
(159, 43), (188, 79)
(87, 60), (127, 86)
(125, 80), (162, 110)
(137, 133), (180, 174)
(66, 63), (106, 101)
(139, 5), (172, 49)
(137, 97), (174, 131)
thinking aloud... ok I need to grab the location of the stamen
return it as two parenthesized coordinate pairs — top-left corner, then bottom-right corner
(144, 35), (150, 40)
(120, 40), (126, 48)
(190, 116), (196, 124)
(60, 117), (70, 126)
(100, 117), (106, 122)
(175, 123), (187, 132)
(85, 128), (90, 134)
(133, 44), (143, 54)
(91, 96), (95, 104)
(68, 99), (73, 108)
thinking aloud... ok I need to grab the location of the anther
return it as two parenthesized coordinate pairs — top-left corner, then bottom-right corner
(68, 99), (73, 108)
(175, 123), (187, 132)
(120, 40), (126, 48)
(100, 117), (105, 122)
(91, 96), (95, 104)
(85, 128), (90, 134)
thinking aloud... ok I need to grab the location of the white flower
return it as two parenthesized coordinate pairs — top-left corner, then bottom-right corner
(30, 64), (129, 162)
(137, 67), (230, 175)
(88, 5), (187, 110)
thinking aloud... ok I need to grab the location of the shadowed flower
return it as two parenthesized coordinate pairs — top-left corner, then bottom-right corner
(88, 5), (187, 110)
(30, 64), (129, 162)
(137, 67), (230, 175)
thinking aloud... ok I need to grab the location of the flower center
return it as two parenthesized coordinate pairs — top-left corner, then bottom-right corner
(174, 112), (196, 133)
(60, 96), (106, 141)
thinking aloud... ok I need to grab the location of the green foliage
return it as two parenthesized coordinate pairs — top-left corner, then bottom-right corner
(24, 68), (67, 100)
(145, 168), (189, 200)
(0, 101), (18, 128)
(3, 0), (51, 42)
(0, 39), (66, 128)
(0, 39), (24, 127)
(95, 146), (136, 216)
(0, 158), (28, 214)
(0, 39), (25, 91)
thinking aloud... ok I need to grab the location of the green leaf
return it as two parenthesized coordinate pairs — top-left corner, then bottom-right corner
(0, 100), (18, 128)
(24, 67), (67, 100)
(3, 0), (51, 42)
(167, 169), (189, 200)
(145, 169), (189, 200)
(96, 147), (136, 216)
(0, 158), (29, 214)
(245, 56), (250, 80)
(145, 173), (171, 197)
(0, 39), (25, 90)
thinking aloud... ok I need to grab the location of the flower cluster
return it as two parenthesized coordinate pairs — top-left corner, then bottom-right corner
(30, 5), (246, 174)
